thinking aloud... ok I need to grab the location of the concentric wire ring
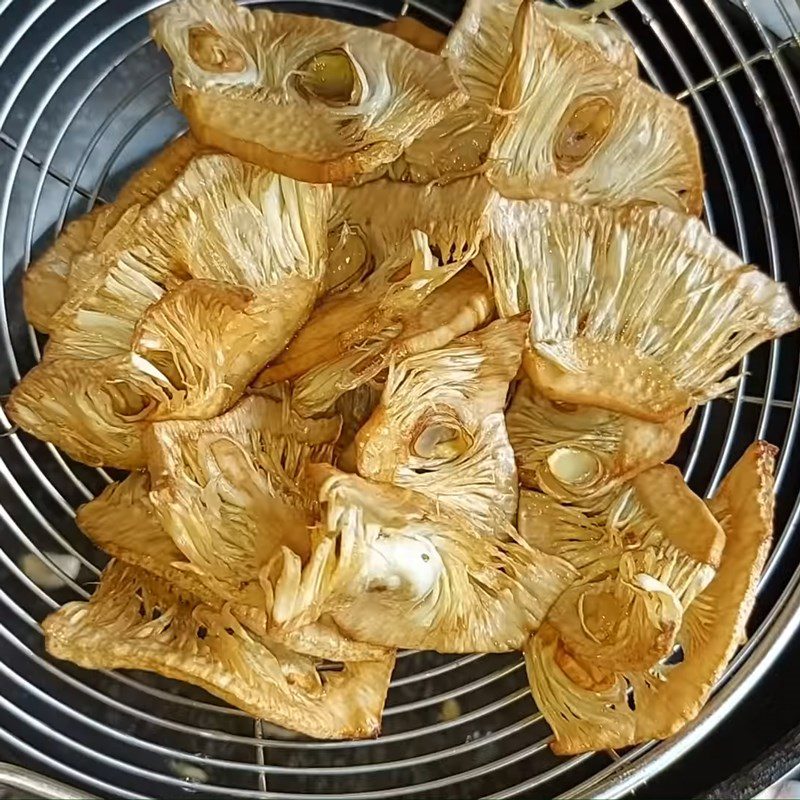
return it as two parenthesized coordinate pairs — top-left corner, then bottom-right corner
(1, 0), (799, 797)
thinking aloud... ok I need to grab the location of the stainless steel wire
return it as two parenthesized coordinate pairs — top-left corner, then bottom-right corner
(0, 0), (799, 797)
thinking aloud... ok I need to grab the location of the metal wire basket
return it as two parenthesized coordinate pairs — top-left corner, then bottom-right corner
(1, 0), (799, 797)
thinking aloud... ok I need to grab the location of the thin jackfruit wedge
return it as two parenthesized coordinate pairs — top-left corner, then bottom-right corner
(519, 463), (725, 603)
(485, 200), (800, 421)
(329, 177), (493, 270)
(489, 0), (702, 212)
(289, 265), (494, 416)
(264, 179), (494, 393)
(43, 561), (395, 739)
(257, 223), (493, 413)
(396, 0), (637, 184)
(6, 354), (168, 469)
(356, 318), (526, 536)
(51, 154), (331, 317)
(377, 16), (446, 53)
(77, 471), (390, 663)
(43, 252), (166, 363)
(150, 0), (466, 183)
(266, 466), (578, 653)
(145, 394), (339, 588)
(525, 441), (776, 754)
(23, 134), (204, 332)
(132, 278), (319, 420)
(507, 379), (687, 499)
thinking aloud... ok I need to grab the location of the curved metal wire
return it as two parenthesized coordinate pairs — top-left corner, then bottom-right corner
(0, 0), (799, 797)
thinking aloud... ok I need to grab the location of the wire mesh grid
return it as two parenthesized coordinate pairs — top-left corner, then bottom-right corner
(0, 0), (799, 797)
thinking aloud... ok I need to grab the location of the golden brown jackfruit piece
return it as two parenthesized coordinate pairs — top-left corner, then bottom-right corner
(488, 0), (702, 212)
(150, 0), (466, 183)
(289, 264), (494, 416)
(23, 134), (204, 332)
(145, 394), (339, 588)
(377, 16), (446, 53)
(525, 441), (776, 754)
(6, 354), (168, 469)
(519, 464), (725, 602)
(268, 180), (494, 396)
(133, 278), (319, 420)
(266, 466), (578, 653)
(396, 0), (637, 185)
(43, 561), (395, 739)
(13, 156), (331, 468)
(77, 470), (390, 663)
(356, 318), (526, 536)
(485, 199), (800, 421)
(507, 380), (687, 499)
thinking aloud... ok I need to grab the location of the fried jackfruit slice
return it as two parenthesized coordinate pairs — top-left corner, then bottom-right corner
(6, 354), (168, 469)
(51, 154), (331, 317)
(43, 252), (166, 362)
(519, 464), (725, 603)
(132, 278), (320, 420)
(77, 471), (390, 663)
(525, 441), (776, 754)
(507, 380), (687, 499)
(23, 134), (204, 332)
(267, 466), (579, 653)
(356, 318), (526, 536)
(396, 0), (637, 185)
(290, 265), (494, 416)
(257, 223), (494, 414)
(267, 178), (494, 385)
(145, 394), (339, 589)
(150, 0), (466, 183)
(43, 561), (395, 739)
(488, 1), (702, 212)
(485, 200), (800, 421)
(377, 16), (446, 54)
(329, 177), (494, 268)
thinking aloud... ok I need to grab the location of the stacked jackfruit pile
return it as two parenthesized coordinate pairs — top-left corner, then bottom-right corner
(11, 0), (799, 750)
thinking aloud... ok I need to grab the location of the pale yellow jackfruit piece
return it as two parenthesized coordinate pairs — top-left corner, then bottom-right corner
(43, 561), (395, 739)
(519, 464), (725, 604)
(51, 154), (331, 319)
(488, 1), (702, 213)
(525, 441), (776, 754)
(150, 0), (466, 183)
(396, 0), (637, 185)
(14, 157), (331, 467)
(6, 354), (168, 469)
(507, 379), (687, 499)
(356, 318), (525, 536)
(77, 471), (390, 663)
(145, 394), (339, 589)
(266, 466), (578, 653)
(377, 16), (446, 53)
(23, 134), (204, 332)
(485, 199), (800, 421)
